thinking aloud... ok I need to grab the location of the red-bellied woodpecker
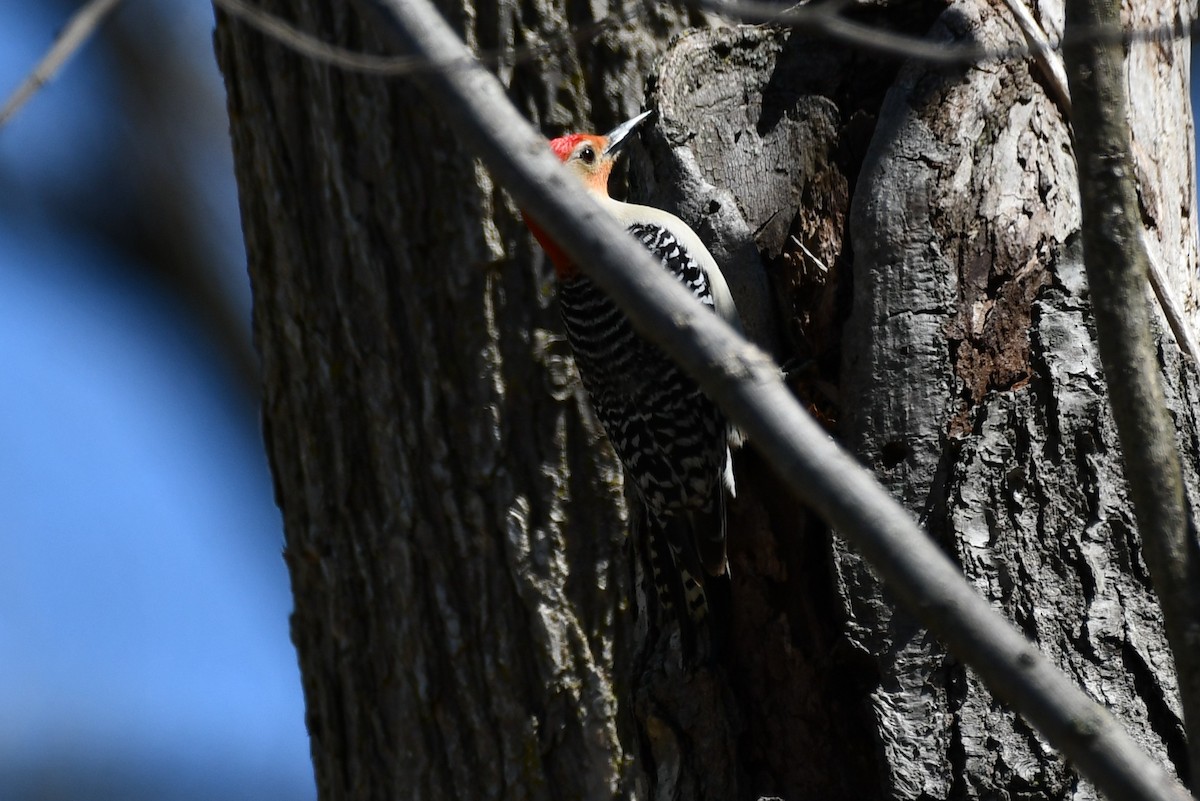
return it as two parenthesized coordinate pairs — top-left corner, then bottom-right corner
(522, 110), (741, 651)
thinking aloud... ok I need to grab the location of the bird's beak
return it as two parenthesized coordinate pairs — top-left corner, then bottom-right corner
(602, 110), (654, 157)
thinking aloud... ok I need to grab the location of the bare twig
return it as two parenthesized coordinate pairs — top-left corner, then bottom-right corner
(356, 0), (1195, 798)
(699, 0), (1197, 65)
(1064, 0), (1200, 783)
(1000, 0), (1072, 116)
(698, 0), (1004, 64)
(214, 0), (431, 73)
(1143, 229), (1200, 366)
(0, 0), (123, 129)
(212, 0), (635, 76)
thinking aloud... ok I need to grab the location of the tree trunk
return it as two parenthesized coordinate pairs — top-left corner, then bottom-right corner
(214, 0), (1199, 799)
(214, 2), (703, 799)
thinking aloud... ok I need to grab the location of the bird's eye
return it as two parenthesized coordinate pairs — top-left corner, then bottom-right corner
(578, 145), (596, 164)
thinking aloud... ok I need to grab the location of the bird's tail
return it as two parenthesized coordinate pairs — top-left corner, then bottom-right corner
(631, 500), (730, 660)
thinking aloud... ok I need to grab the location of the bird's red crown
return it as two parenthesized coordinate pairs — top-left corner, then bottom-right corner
(549, 133), (604, 162)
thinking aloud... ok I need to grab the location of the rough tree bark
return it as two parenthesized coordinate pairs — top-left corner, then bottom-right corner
(215, 0), (1199, 799)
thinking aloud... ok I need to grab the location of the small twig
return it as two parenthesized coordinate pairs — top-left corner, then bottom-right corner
(698, 0), (1002, 64)
(1142, 228), (1200, 365)
(212, 0), (634, 76)
(698, 0), (1197, 67)
(0, 0), (123, 129)
(213, 0), (431, 73)
(792, 236), (829, 274)
(1000, 0), (1072, 116)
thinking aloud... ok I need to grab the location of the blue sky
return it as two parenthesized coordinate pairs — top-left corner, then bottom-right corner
(0, 2), (313, 798)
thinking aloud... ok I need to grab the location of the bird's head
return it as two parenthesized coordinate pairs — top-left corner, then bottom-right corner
(547, 110), (653, 196)
(524, 110), (653, 278)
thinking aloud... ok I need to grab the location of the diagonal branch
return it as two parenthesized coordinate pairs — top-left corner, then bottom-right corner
(350, 0), (1194, 798)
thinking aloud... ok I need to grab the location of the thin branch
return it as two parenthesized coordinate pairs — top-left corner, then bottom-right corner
(698, 0), (1004, 64)
(0, 0), (123, 129)
(357, 0), (1194, 798)
(698, 0), (1197, 65)
(214, 0), (431, 73)
(1000, 0), (1072, 116)
(1143, 229), (1200, 366)
(1064, 0), (1200, 784)
(212, 0), (636, 76)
